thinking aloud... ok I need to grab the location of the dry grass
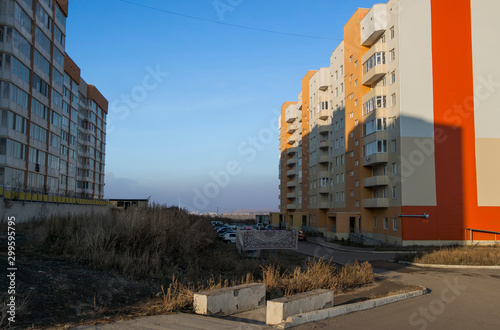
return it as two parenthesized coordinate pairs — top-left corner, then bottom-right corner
(262, 259), (374, 299)
(26, 205), (375, 313)
(414, 245), (500, 265)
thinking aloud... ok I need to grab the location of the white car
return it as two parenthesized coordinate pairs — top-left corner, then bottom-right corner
(222, 232), (236, 244)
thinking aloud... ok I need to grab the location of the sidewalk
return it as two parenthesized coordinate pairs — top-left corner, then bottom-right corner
(307, 236), (412, 254)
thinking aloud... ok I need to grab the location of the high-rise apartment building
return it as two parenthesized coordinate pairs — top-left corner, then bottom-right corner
(274, 0), (500, 245)
(0, 0), (107, 200)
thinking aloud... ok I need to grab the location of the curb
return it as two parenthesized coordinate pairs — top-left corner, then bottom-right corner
(277, 288), (429, 329)
(309, 239), (417, 255)
(391, 260), (500, 269)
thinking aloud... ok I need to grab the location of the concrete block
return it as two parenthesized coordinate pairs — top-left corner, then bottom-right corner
(373, 297), (387, 307)
(193, 283), (265, 316)
(266, 289), (334, 325)
(328, 306), (347, 318)
(359, 299), (376, 311)
(345, 302), (361, 314)
(385, 295), (399, 304)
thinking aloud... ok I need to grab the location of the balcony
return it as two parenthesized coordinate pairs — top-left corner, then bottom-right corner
(287, 181), (297, 188)
(319, 140), (329, 149)
(287, 136), (296, 145)
(318, 125), (329, 135)
(363, 175), (389, 187)
(319, 110), (329, 120)
(363, 153), (388, 167)
(319, 155), (330, 164)
(318, 186), (329, 194)
(287, 192), (297, 199)
(319, 170), (330, 178)
(286, 169), (296, 177)
(363, 86), (387, 105)
(287, 124), (297, 134)
(360, 4), (388, 46)
(286, 115), (297, 123)
(287, 158), (296, 166)
(363, 65), (386, 87)
(286, 203), (297, 210)
(318, 202), (330, 209)
(286, 147), (299, 155)
(364, 198), (389, 208)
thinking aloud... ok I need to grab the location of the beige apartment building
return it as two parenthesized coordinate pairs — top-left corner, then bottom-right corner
(274, 0), (500, 245)
(0, 0), (107, 201)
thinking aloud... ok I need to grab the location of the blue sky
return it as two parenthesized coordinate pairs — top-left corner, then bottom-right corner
(65, 0), (381, 213)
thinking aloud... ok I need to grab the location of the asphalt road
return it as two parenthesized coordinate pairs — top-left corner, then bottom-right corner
(293, 240), (500, 330)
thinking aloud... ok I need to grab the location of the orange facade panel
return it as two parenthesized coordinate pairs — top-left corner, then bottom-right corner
(87, 85), (109, 113)
(64, 53), (81, 84)
(56, 0), (69, 17)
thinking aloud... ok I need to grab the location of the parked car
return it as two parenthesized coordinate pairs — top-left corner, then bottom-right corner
(298, 230), (307, 241)
(222, 232), (236, 244)
(264, 225), (273, 230)
(255, 223), (264, 230)
(216, 227), (233, 239)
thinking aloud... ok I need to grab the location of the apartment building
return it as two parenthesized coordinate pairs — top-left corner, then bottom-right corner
(0, 0), (107, 200)
(274, 0), (500, 245)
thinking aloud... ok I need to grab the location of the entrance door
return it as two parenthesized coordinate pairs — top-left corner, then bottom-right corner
(349, 217), (355, 233)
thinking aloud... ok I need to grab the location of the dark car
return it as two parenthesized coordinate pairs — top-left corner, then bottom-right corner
(298, 230), (307, 241)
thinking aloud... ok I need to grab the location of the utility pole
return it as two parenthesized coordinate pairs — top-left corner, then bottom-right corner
(178, 196), (180, 211)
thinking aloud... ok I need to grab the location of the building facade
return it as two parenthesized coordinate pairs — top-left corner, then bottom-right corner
(274, 0), (500, 245)
(0, 0), (107, 200)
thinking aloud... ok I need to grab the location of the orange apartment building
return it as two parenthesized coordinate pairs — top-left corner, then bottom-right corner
(0, 0), (107, 200)
(273, 0), (500, 245)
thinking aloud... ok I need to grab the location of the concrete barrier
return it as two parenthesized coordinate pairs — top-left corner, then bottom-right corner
(193, 283), (265, 316)
(279, 288), (429, 328)
(266, 289), (334, 325)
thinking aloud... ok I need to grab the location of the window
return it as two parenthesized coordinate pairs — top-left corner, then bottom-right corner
(391, 71), (396, 84)
(355, 60), (358, 67)
(364, 140), (388, 157)
(349, 112), (354, 119)
(349, 170), (354, 177)
(355, 119), (359, 126)
(390, 26), (395, 39)
(14, 3), (32, 35)
(355, 79), (358, 86)
(390, 49), (395, 62)
(363, 95), (387, 115)
(384, 217), (388, 229)
(392, 93), (397, 106)
(7, 139), (26, 160)
(355, 200), (359, 207)
(36, 3), (52, 32)
(350, 74), (353, 81)
(34, 50), (50, 76)
(349, 132), (354, 138)
(392, 186), (398, 199)
(1, 82), (29, 109)
(54, 24), (65, 48)
(350, 190), (354, 197)
(355, 180), (359, 187)
(350, 55), (353, 62)
(373, 217), (377, 228)
(363, 118), (387, 136)
(341, 191), (345, 201)
(32, 74), (50, 97)
(391, 140), (397, 152)
(55, 4), (66, 28)
(11, 113), (27, 134)
(355, 99), (358, 106)
(393, 218), (398, 231)
(393, 162), (398, 175)
(30, 123), (47, 143)
(3, 55), (30, 84)
(355, 160), (359, 166)
(53, 47), (64, 67)
(364, 52), (386, 74)
(355, 140), (359, 146)
(35, 27), (50, 54)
